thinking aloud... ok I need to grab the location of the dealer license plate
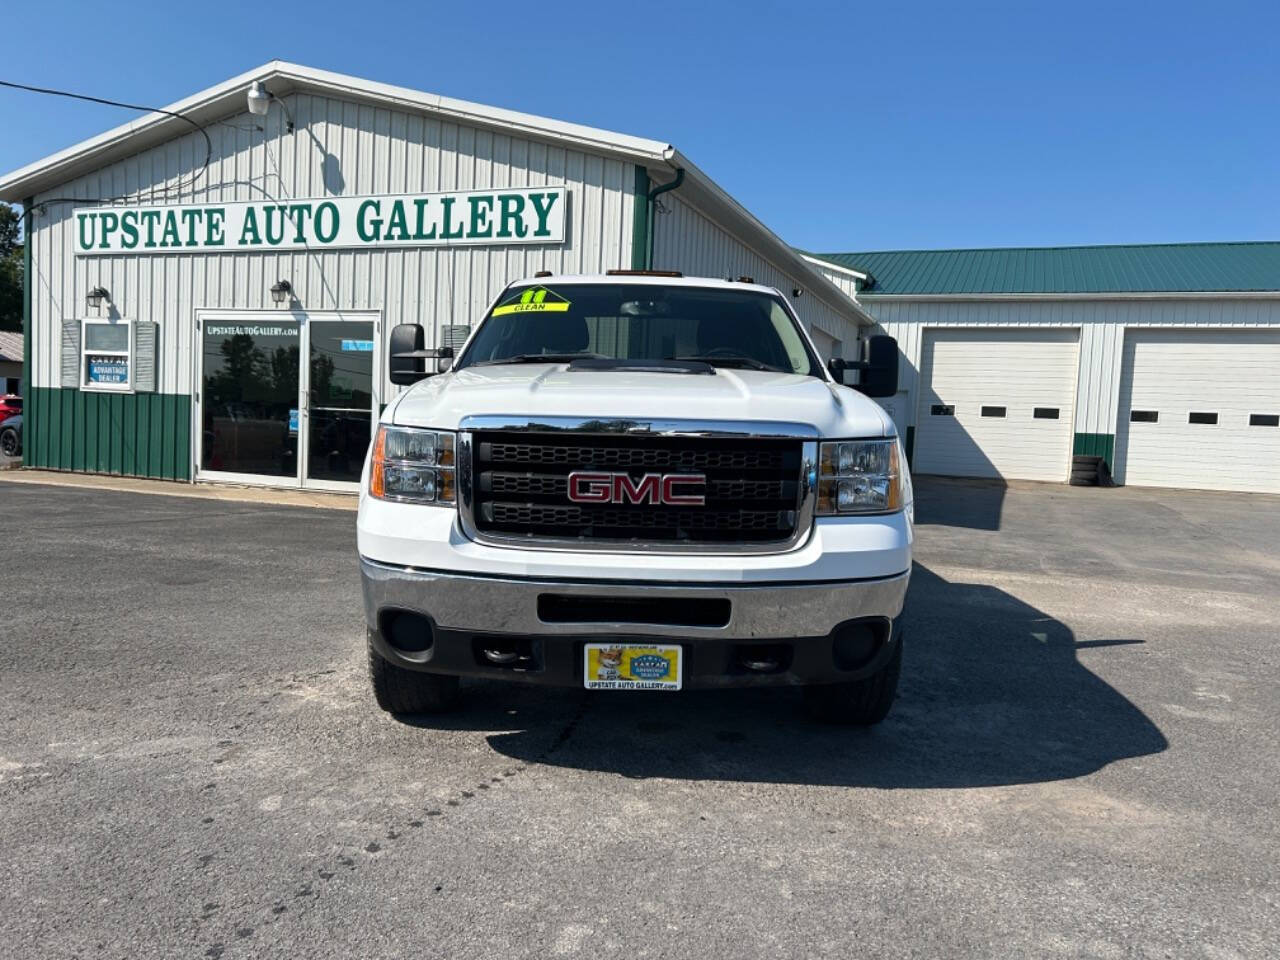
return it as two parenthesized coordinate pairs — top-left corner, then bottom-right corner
(583, 643), (682, 690)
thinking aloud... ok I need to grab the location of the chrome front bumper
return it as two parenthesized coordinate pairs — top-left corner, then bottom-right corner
(360, 557), (909, 641)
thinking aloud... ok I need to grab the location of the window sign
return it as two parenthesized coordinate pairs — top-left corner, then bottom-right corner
(81, 320), (134, 393)
(87, 356), (130, 384)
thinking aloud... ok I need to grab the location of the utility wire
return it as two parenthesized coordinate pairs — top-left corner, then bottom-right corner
(0, 78), (213, 216)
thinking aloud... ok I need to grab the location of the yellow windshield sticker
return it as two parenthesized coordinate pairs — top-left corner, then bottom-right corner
(492, 286), (571, 316)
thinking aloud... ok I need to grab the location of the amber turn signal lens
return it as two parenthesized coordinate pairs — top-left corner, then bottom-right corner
(370, 426), (387, 499)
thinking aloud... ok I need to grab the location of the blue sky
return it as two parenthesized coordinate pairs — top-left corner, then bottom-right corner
(2, 0), (1276, 252)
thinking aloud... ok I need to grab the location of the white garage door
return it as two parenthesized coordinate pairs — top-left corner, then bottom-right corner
(808, 326), (839, 363)
(915, 328), (1079, 481)
(1116, 329), (1280, 493)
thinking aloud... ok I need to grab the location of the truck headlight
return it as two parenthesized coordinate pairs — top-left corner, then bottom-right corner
(370, 425), (456, 505)
(816, 439), (904, 515)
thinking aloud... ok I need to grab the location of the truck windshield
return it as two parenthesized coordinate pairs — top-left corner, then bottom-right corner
(457, 283), (821, 376)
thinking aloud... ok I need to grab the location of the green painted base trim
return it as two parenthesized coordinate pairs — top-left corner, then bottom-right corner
(1073, 432), (1115, 468)
(630, 165), (649, 271)
(26, 386), (192, 481)
(904, 425), (915, 467)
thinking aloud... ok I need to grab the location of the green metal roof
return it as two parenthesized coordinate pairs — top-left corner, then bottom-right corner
(808, 241), (1280, 295)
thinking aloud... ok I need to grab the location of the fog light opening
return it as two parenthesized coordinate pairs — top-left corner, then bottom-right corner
(831, 621), (883, 671)
(381, 611), (435, 653)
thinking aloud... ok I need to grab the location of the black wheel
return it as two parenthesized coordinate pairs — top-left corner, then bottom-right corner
(0, 428), (17, 457)
(367, 631), (460, 715)
(805, 635), (903, 726)
(1069, 455), (1101, 486)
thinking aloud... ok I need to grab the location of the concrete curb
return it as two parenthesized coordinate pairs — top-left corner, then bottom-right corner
(0, 468), (358, 511)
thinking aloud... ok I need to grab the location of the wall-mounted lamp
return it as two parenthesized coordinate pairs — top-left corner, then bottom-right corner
(247, 81), (295, 133)
(247, 81), (271, 116)
(86, 286), (110, 309)
(270, 280), (293, 305)
(792, 288), (803, 298)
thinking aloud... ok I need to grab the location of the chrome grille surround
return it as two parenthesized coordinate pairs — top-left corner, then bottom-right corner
(457, 416), (819, 555)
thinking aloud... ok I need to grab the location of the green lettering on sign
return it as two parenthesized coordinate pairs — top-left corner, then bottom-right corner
(239, 207), (261, 245)
(315, 202), (339, 243)
(383, 200), (410, 242)
(439, 197), (464, 239)
(468, 195), (494, 238)
(206, 209), (226, 246)
(529, 192), (559, 237)
(357, 199), (382, 242)
(161, 210), (181, 247)
(496, 194), (527, 239)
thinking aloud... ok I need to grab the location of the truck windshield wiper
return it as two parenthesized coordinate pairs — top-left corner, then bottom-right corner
(472, 352), (609, 366)
(668, 354), (785, 372)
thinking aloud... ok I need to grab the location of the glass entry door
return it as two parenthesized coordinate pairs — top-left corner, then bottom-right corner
(304, 320), (375, 488)
(201, 318), (302, 482)
(199, 314), (378, 490)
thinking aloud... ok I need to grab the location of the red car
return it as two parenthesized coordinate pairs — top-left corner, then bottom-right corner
(0, 395), (20, 422)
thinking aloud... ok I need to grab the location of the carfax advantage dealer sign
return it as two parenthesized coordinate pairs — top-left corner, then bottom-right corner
(72, 186), (567, 255)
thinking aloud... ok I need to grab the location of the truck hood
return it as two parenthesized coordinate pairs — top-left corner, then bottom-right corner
(390, 364), (895, 438)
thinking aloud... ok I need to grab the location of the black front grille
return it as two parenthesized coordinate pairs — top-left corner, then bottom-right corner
(469, 431), (804, 545)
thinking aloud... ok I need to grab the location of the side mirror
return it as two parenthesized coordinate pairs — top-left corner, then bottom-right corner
(389, 323), (453, 385)
(827, 334), (899, 398)
(858, 334), (899, 398)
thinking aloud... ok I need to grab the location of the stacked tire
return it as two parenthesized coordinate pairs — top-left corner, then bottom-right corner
(1069, 454), (1113, 487)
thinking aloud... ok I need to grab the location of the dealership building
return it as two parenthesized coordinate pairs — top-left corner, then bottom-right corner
(1, 62), (1277, 494)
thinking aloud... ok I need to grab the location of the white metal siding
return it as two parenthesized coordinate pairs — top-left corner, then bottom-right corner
(810, 263), (861, 301)
(915, 328), (1079, 481)
(1116, 329), (1280, 492)
(808, 327), (839, 362)
(26, 92), (638, 397)
(864, 297), (1280, 454)
(650, 193), (860, 350)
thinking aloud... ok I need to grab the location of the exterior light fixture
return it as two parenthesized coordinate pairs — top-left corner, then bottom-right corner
(792, 288), (803, 298)
(86, 286), (110, 309)
(246, 81), (295, 132)
(270, 280), (293, 304)
(247, 81), (271, 117)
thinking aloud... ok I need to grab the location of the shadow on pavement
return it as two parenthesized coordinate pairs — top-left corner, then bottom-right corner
(399, 563), (1167, 788)
(912, 476), (1008, 531)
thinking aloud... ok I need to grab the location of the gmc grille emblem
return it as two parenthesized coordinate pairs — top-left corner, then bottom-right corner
(567, 471), (707, 506)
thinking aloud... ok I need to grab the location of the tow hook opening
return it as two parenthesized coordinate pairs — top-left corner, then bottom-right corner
(473, 636), (538, 670)
(733, 642), (792, 674)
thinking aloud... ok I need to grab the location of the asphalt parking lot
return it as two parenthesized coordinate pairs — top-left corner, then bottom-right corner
(2, 477), (1277, 959)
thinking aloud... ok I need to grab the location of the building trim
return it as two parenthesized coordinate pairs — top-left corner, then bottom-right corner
(22, 198), (31, 399)
(800, 254), (868, 281)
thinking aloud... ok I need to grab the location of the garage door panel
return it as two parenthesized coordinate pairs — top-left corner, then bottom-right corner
(1116, 330), (1280, 493)
(915, 329), (1079, 482)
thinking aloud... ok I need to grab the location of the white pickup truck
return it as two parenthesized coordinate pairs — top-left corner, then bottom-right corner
(357, 273), (912, 724)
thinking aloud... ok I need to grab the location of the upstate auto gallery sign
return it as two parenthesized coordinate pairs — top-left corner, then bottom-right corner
(72, 186), (567, 255)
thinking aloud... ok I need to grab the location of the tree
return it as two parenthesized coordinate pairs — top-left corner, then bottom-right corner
(0, 205), (23, 332)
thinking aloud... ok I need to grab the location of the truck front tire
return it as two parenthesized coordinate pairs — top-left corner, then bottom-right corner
(367, 631), (461, 715)
(805, 635), (903, 726)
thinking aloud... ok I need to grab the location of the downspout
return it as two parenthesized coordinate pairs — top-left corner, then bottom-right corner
(22, 198), (31, 462)
(644, 167), (684, 270)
